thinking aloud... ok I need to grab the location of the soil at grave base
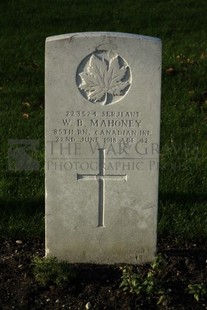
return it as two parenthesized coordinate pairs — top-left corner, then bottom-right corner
(0, 238), (207, 310)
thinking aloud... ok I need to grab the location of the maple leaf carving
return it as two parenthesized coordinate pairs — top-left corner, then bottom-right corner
(79, 54), (130, 105)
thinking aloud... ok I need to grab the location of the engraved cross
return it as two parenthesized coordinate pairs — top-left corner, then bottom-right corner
(77, 148), (127, 227)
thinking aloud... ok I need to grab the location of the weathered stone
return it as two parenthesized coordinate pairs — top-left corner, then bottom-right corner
(45, 32), (162, 264)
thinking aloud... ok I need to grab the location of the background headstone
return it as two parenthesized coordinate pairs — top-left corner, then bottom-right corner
(45, 32), (162, 264)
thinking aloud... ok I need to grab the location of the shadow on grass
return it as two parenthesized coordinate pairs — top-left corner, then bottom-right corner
(0, 197), (44, 238)
(0, 197), (44, 215)
(159, 191), (207, 205)
(158, 191), (207, 242)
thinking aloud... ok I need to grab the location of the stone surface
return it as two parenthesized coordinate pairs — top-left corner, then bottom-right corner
(45, 32), (162, 264)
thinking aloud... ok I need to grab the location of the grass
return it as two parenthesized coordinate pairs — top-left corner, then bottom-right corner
(0, 0), (207, 241)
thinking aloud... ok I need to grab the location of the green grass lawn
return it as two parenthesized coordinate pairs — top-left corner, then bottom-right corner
(0, 0), (207, 241)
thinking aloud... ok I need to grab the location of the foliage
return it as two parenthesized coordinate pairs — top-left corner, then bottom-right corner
(32, 256), (76, 287)
(186, 283), (207, 301)
(120, 255), (171, 306)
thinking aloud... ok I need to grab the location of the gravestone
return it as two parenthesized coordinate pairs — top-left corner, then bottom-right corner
(45, 32), (161, 264)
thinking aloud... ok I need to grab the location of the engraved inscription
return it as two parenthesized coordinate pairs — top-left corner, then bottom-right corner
(77, 149), (127, 227)
(76, 51), (132, 105)
(55, 110), (146, 143)
(48, 108), (159, 173)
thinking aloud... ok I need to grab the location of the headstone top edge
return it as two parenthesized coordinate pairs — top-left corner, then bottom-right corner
(45, 31), (161, 45)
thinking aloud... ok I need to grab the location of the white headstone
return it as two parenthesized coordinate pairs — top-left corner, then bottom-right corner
(45, 32), (161, 264)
